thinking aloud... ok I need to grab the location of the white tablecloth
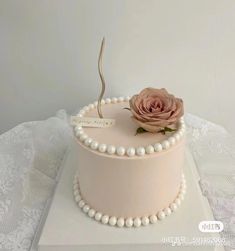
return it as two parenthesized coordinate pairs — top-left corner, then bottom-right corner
(0, 111), (234, 251)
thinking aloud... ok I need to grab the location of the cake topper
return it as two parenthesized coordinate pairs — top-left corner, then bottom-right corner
(70, 38), (115, 128)
(97, 37), (106, 118)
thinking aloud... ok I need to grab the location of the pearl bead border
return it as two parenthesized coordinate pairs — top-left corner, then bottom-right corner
(73, 173), (186, 228)
(72, 96), (186, 157)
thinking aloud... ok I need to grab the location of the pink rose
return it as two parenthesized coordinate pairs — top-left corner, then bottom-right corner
(129, 88), (184, 133)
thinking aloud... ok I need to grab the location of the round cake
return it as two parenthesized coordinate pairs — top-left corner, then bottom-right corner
(72, 89), (186, 228)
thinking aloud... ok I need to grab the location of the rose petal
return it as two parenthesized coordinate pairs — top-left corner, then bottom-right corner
(129, 88), (184, 132)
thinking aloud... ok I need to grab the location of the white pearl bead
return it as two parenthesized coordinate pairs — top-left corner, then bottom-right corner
(149, 215), (158, 224)
(111, 97), (118, 103)
(157, 211), (166, 220)
(154, 143), (163, 152)
(75, 126), (82, 132)
(145, 145), (154, 154)
(101, 215), (109, 224)
(170, 203), (178, 212)
(181, 186), (186, 192)
(83, 106), (89, 112)
(80, 134), (88, 142)
(98, 144), (107, 153)
(88, 209), (96, 218)
(75, 195), (81, 202)
(109, 216), (117, 226)
(73, 183), (78, 190)
(76, 130), (84, 137)
(181, 173), (185, 179)
(125, 96), (131, 101)
(84, 138), (92, 146)
(133, 218), (141, 227)
(77, 114), (83, 118)
(95, 212), (102, 221)
(83, 205), (90, 213)
(180, 128), (184, 134)
(164, 207), (172, 216)
(78, 200), (85, 208)
(181, 182), (186, 189)
(136, 147), (145, 156)
(73, 186), (78, 193)
(180, 117), (184, 123)
(94, 101), (98, 107)
(125, 218), (133, 227)
(89, 104), (95, 110)
(101, 99), (105, 105)
(107, 145), (116, 155)
(161, 140), (170, 150)
(90, 141), (99, 150)
(168, 137), (176, 146)
(116, 147), (126, 156)
(74, 189), (79, 196)
(117, 218), (125, 227)
(181, 180), (186, 187)
(105, 98), (111, 104)
(73, 185), (78, 191)
(175, 198), (181, 206)
(175, 133), (181, 141)
(178, 194), (185, 201)
(127, 147), (135, 157)
(181, 188), (186, 195)
(141, 216), (150, 226)
(118, 96), (124, 102)
(79, 110), (85, 115)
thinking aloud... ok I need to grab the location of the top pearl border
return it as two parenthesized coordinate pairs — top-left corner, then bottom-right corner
(72, 96), (186, 157)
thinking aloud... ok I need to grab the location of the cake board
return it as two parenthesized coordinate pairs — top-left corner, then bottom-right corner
(38, 143), (224, 251)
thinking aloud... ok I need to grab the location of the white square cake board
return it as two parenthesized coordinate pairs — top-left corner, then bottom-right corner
(38, 146), (224, 251)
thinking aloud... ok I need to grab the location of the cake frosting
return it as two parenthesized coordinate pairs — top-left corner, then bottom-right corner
(71, 94), (186, 228)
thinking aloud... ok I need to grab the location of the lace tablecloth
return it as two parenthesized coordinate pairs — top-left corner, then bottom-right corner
(0, 111), (234, 251)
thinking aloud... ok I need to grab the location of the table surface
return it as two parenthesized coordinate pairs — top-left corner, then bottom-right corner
(38, 146), (224, 251)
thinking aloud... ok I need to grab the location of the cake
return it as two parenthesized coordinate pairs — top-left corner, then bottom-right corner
(71, 88), (186, 228)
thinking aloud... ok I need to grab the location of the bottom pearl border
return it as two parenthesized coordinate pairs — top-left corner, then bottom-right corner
(73, 173), (186, 228)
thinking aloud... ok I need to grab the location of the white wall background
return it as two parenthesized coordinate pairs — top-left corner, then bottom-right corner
(0, 0), (235, 134)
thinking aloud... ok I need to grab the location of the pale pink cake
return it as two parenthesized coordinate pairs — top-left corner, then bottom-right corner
(73, 98), (186, 225)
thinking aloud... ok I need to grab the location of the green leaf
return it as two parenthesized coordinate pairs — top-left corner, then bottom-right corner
(135, 127), (148, 135)
(158, 127), (176, 134)
(164, 127), (176, 132)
